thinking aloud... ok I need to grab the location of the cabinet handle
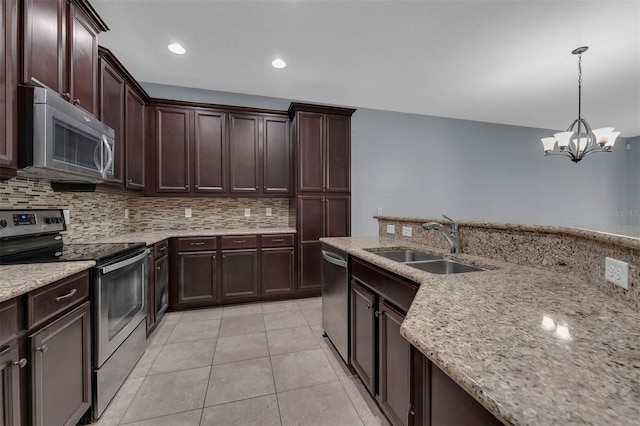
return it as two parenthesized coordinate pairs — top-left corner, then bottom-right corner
(156, 266), (161, 270)
(55, 288), (77, 302)
(195, 184), (199, 189)
(73, 98), (81, 105)
(366, 304), (372, 309)
(374, 310), (382, 318)
(159, 246), (166, 251)
(13, 358), (27, 368)
(185, 185), (189, 189)
(233, 240), (246, 244)
(62, 92), (71, 100)
(128, 178), (133, 183)
(272, 239), (285, 242)
(190, 242), (205, 246)
(36, 344), (48, 353)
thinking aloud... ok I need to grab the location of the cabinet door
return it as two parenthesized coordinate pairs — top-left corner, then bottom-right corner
(263, 116), (291, 194)
(299, 242), (322, 291)
(21, 0), (66, 94)
(124, 86), (145, 190)
(30, 302), (91, 426)
(325, 114), (351, 192)
(177, 251), (217, 306)
(155, 255), (169, 319)
(298, 196), (324, 242)
(229, 114), (260, 193)
(68, 2), (98, 116)
(378, 299), (410, 426)
(146, 254), (156, 334)
(156, 107), (190, 193)
(0, 344), (22, 426)
(221, 249), (258, 300)
(350, 281), (376, 394)
(99, 58), (125, 184)
(325, 196), (351, 238)
(297, 112), (324, 192)
(0, 0), (18, 179)
(261, 247), (294, 295)
(194, 110), (226, 193)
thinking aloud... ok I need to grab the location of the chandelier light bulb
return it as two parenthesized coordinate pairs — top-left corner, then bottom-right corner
(271, 58), (286, 69)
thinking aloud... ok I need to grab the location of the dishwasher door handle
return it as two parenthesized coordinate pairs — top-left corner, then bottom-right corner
(321, 250), (348, 268)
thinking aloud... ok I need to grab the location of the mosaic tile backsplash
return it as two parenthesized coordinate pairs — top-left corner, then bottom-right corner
(377, 216), (640, 312)
(1, 177), (295, 241)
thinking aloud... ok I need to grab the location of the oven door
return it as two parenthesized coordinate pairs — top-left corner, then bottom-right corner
(94, 248), (149, 367)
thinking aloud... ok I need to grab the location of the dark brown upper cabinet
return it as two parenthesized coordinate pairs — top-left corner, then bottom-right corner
(289, 103), (355, 193)
(0, 0), (18, 181)
(124, 87), (145, 190)
(97, 47), (149, 192)
(150, 101), (290, 197)
(229, 113), (260, 194)
(21, 0), (108, 117)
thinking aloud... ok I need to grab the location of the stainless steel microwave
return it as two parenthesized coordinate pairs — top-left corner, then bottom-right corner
(18, 85), (115, 183)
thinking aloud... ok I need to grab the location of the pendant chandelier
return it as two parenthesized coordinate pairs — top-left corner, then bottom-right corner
(540, 46), (620, 163)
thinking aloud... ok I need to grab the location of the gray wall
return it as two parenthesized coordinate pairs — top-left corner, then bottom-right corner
(141, 82), (640, 237)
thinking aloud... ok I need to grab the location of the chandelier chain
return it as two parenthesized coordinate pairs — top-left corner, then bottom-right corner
(577, 52), (582, 120)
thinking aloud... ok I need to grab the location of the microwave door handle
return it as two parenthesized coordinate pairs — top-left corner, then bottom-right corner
(101, 135), (113, 179)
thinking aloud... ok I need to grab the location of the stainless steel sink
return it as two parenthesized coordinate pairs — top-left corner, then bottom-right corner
(372, 249), (442, 262)
(406, 259), (485, 274)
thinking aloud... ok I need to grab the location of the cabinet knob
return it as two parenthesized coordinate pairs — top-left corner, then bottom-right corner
(195, 184), (199, 189)
(156, 266), (161, 270)
(13, 358), (27, 368)
(128, 178), (133, 183)
(62, 92), (71, 100)
(374, 310), (381, 318)
(73, 98), (81, 105)
(366, 304), (372, 309)
(36, 344), (49, 354)
(185, 185), (189, 189)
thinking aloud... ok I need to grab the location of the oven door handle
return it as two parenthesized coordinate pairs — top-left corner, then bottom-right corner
(100, 248), (150, 275)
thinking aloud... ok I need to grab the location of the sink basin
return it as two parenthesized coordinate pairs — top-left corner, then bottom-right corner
(373, 249), (442, 262)
(407, 259), (485, 274)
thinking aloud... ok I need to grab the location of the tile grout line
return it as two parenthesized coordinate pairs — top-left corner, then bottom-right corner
(198, 316), (221, 425)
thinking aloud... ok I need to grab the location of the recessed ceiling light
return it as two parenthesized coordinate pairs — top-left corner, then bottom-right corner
(271, 58), (286, 69)
(168, 43), (186, 54)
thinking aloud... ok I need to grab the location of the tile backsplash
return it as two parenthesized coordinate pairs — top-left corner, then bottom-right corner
(1, 177), (295, 241)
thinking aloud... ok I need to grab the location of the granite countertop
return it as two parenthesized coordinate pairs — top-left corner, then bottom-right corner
(0, 261), (96, 303)
(90, 227), (297, 246)
(0, 227), (295, 304)
(320, 236), (640, 426)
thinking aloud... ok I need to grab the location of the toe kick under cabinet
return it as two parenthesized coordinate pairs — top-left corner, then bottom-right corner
(168, 233), (296, 310)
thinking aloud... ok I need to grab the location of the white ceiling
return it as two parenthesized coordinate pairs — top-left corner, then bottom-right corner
(92, 0), (640, 136)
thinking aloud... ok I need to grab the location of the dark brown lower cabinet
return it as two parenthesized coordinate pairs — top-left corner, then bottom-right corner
(379, 300), (411, 426)
(350, 281), (376, 393)
(0, 344), (22, 426)
(176, 251), (218, 307)
(260, 247), (294, 295)
(299, 242), (323, 291)
(29, 301), (91, 426)
(155, 254), (169, 319)
(221, 249), (258, 300)
(350, 258), (417, 426)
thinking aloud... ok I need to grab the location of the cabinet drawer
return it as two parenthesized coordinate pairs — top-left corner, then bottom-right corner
(261, 234), (294, 248)
(154, 240), (168, 258)
(177, 237), (217, 251)
(27, 271), (89, 330)
(0, 299), (22, 345)
(351, 258), (418, 313)
(221, 235), (257, 249)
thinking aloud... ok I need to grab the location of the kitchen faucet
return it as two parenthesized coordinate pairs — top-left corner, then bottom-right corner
(421, 215), (459, 254)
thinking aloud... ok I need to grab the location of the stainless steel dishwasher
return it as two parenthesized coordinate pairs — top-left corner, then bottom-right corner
(321, 244), (350, 364)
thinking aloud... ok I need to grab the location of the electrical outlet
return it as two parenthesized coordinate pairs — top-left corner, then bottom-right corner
(266, 208), (272, 217)
(402, 226), (412, 237)
(377, 207), (383, 215)
(63, 209), (70, 225)
(244, 208), (251, 217)
(386, 225), (395, 234)
(185, 208), (192, 218)
(605, 257), (628, 289)
(124, 209), (129, 219)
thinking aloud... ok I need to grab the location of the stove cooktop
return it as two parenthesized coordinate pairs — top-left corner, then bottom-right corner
(0, 242), (147, 265)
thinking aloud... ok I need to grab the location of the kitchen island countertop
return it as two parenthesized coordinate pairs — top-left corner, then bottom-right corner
(320, 236), (640, 426)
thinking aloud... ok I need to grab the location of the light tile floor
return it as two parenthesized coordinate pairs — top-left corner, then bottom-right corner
(96, 297), (390, 426)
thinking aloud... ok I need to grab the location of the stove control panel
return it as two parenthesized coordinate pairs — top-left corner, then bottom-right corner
(0, 209), (66, 239)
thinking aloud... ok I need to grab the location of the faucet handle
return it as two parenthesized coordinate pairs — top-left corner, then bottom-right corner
(442, 214), (458, 233)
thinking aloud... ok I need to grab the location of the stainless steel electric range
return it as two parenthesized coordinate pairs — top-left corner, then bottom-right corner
(0, 209), (149, 419)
